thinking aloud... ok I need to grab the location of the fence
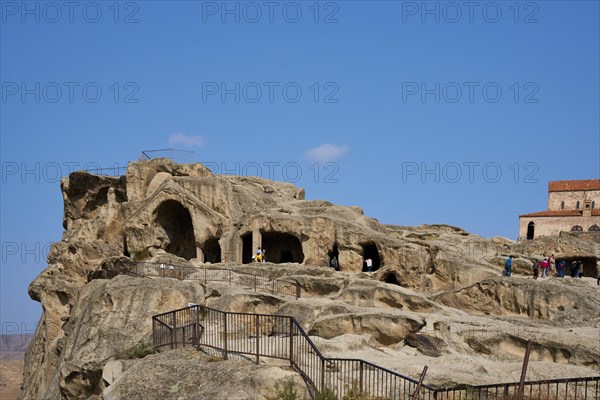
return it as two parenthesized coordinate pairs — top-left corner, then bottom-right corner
(151, 304), (600, 400)
(433, 377), (600, 399)
(140, 149), (196, 163)
(127, 262), (301, 299)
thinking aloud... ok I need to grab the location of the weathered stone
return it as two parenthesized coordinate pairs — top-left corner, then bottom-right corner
(21, 160), (600, 398)
(102, 348), (307, 400)
(404, 333), (447, 357)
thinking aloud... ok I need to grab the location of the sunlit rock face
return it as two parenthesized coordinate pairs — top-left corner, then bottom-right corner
(21, 159), (600, 399)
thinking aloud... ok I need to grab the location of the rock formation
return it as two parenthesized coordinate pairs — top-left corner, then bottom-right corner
(21, 159), (600, 399)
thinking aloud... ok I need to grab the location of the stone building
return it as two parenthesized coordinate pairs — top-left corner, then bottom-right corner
(518, 179), (600, 240)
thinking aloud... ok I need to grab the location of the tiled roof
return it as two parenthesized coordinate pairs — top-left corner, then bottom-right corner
(548, 180), (600, 192)
(520, 210), (600, 218)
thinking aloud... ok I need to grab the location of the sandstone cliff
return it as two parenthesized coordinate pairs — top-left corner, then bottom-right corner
(21, 159), (600, 399)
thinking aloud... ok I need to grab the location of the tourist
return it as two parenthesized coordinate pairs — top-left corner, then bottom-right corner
(570, 261), (578, 278)
(556, 260), (566, 278)
(262, 249), (267, 263)
(576, 261), (583, 278)
(365, 258), (373, 272)
(532, 259), (539, 280)
(255, 247), (263, 263)
(548, 254), (555, 275)
(330, 256), (338, 271)
(504, 255), (514, 277)
(541, 258), (549, 278)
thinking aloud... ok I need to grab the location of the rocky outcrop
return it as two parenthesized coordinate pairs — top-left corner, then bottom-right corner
(21, 160), (600, 399)
(24, 275), (205, 400)
(102, 348), (307, 400)
(433, 276), (600, 323)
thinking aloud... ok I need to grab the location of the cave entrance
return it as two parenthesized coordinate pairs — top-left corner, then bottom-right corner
(527, 222), (535, 240)
(383, 273), (401, 286)
(154, 200), (196, 260)
(203, 237), (221, 263)
(241, 232), (253, 264)
(362, 243), (381, 272)
(261, 231), (304, 264)
(328, 243), (340, 270)
(562, 256), (598, 278)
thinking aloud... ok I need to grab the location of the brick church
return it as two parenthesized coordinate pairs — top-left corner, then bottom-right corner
(519, 179), (600, 240)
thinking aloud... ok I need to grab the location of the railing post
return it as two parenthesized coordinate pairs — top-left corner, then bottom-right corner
(223, 312), (228, 360)
(411, 366), (428, 400)
(359, 361), (364, 394)
(255, 314), (260, 365)
(295, 280), (301, 299)
(170, 312), (176, 350)
(289, 318), (294, 368)
(517, 340), (532, 400)
(321, 358), (326, 393)
(192, 307), (199, 346)
(152, 317), (156, 348)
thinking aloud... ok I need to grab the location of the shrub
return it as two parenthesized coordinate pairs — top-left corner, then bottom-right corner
(126, 340), (156, 359)
(265, 379), (304, 400)
(132, 247), (151, 262)
(315, 388), (338, 400)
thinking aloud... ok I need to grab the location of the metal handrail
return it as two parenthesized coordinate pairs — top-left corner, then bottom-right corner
(127, 262), (301, 299)
(152, 304), (600, 399)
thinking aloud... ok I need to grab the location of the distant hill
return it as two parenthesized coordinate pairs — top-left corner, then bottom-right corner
(0, 334), (33, 359)
(0, 334), (32, 400)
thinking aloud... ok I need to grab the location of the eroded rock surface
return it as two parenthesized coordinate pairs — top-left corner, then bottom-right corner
(21, 160), (600, 399)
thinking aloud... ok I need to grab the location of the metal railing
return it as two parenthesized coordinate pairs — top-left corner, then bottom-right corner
(127, 262), (301, 299)
(152, 304), (600, 400)
(433, 377), (600, 399)
(140, 148), (196, 163)
(153, 304), (427, 399)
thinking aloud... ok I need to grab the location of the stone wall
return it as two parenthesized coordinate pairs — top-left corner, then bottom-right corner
(518, 215), (600, 239)
(548, 189), (600, 210)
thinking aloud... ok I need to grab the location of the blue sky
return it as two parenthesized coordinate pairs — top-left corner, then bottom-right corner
(1, 1), (599, 331)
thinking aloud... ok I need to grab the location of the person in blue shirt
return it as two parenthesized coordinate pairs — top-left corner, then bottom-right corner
(504, 255), (514, 277)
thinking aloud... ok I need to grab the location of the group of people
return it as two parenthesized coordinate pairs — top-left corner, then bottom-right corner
(504, 254), (599, 284)
(252, 247), (267, 263)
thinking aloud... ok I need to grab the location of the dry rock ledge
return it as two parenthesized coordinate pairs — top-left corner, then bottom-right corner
(21, 159), (600, 399)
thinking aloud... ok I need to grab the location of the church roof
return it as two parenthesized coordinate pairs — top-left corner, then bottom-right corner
(520, 209), (600, 218)
(548, 180), (600, 192)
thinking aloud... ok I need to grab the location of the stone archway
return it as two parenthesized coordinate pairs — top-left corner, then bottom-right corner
(154, 200), (196, 260)
(362, 243), (381, 272)
(203, 237), (221, 263)
(527, 222), (535, 240)
(328, 242), (340, 270)
(241, 232), (253, 264)
(261, 231), (304, 264)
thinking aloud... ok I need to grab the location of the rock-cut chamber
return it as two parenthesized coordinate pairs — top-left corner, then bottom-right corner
(154, 200), (196, 260)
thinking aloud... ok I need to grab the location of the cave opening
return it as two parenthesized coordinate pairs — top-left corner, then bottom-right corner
(203, 237), (221, 263)
(561, 256), (598, 278)
(241, 232), (253, 264)
(154, 200), (196, 260)
(362, 243), (381, 272)
(383, 273), (401, 286)
(261, 231), (304, 264)
(328, 242), (340, 270)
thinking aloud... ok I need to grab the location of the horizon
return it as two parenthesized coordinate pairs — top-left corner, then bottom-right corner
(1, 0), (599, 337)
